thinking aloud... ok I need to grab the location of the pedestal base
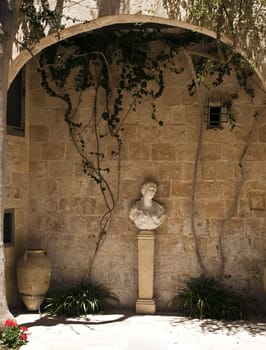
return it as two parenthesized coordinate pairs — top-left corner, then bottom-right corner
(136, 298), (156, 314)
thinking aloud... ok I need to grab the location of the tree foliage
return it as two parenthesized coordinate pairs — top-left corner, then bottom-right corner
(163, 0), (266, 59)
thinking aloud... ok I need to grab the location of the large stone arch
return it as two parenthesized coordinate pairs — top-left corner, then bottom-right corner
(5, 10), (266, 311)
(9, 14), (265, 89)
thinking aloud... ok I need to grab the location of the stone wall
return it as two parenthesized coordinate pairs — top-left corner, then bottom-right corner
(5, 66), (30, 308)
(24, 44), (266, 310)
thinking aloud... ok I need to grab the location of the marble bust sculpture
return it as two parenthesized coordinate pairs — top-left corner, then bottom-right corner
(129, 182), (166, 230)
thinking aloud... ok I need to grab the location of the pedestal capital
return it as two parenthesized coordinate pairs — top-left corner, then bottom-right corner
(137, 230), (155, 240)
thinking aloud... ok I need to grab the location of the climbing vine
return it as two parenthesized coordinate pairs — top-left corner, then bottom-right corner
(184, 45), (264, 278)
(39, 29), (192, 275)
(18, 0), (264, 280)
(37, 26), (264, 277)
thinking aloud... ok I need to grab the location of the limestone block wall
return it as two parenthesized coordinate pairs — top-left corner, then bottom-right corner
(26, 46), (266, 310)
(5, 67), (30, 308)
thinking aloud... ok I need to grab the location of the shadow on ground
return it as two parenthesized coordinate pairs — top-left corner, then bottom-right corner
(15, 311), (133, 329)
(170, 316), (266, 336)
(15, 308), (266, 338)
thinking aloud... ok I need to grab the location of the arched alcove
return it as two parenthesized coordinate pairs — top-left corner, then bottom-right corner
(5, 13), (266, 312)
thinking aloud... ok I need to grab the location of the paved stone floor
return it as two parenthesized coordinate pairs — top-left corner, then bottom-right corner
(16, 311), (266, 350)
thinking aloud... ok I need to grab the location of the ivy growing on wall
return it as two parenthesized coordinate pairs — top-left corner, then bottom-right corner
(37, 26), (263, 277)
(14, 0), (265, 278)
(38, 28), (194, 275)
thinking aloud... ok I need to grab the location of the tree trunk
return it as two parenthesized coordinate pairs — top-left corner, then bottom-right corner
(0, 0), (20, 327)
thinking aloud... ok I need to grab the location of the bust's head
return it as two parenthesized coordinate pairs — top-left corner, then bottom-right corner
(141, 182), (157, 199)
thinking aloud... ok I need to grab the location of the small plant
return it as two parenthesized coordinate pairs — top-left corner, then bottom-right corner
(170, 275), (246, 320)
(0, 319), (28, 349)
(42, 280), (119, 316)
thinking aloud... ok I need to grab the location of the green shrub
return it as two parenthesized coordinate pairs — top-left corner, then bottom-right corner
(170, 275), (246, 320)
(42, 281), (119, 317)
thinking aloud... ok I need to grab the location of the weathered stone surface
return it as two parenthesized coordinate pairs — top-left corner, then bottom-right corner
(215, 161), (235, 180)
(246, 144), (265, 161)
(122, 142), (150, 161)
(154, 162), (182, 180)
(151, 143), (175, 161)
(248, 191), (265, 210)
(156, 181), (171, 198)
(158, 125), (186, 143)
(258, 124), (266, 142)
(175, 144), (196, 161)
(64, 215), (88, 234)
(49, 124), (69, 142)
(221, 143), (243, 160)
(245, 162), (266, 181)
(200, 143), (221, 161)
(162, 87), (181, 106)
(5, 44), (266, 310)
(48, 160), (73, 177)
(30, 160), (48, 177)
(201, 162), (216, 180)
(172, 181), (192, 197)
(30, 108), (58, 125)
(41, 144), (66, 160)
(29, 143), (41, 159)
(30, 125), (49, 142)
(30, 89), (46, 107)
(196, 200), (226, 218)
(223, 218), (245, 236)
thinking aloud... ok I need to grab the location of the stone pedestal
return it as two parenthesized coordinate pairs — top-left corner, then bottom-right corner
(136, 230), (156, 314)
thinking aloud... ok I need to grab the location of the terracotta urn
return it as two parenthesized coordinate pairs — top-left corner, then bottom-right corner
(17, 249), (51, 311)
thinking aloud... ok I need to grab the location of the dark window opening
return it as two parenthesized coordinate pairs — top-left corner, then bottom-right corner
(208, 106), (221, 129)
(4, 209), (15, 246)
(7, 69), (25, 137)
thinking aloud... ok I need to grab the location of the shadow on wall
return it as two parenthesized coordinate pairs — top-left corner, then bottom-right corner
(97, 0), (129, 16)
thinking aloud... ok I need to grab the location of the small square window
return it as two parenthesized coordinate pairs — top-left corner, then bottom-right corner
(4, 209), (15, 246)
(205, 98), (228, 130)
(208, 106), (221, 129)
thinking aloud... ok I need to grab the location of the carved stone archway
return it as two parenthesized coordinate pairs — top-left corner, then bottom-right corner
(9, 14), (265, 89)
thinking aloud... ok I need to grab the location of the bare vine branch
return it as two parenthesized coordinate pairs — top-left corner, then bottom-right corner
(217, 106), (265, 278)
(184, 49), (209, 277)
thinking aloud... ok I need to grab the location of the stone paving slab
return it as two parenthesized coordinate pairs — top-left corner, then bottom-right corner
(16, 312), (266, 350)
